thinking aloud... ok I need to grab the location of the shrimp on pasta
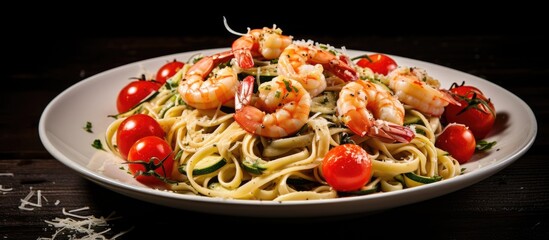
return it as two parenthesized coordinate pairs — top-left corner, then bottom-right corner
(226, 18), (293, 69)
(387, 66), (459, 117)
(178, 50), (239, 109)
(277, 41), (358, 97)
(234, 75), (311, 138)
(337, 80), (415, 143)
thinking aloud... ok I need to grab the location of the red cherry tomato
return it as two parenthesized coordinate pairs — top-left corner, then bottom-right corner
(322, 144), (372, 192)
(116, 77), (160, 113)
(127, 136), (174, 186)
(116, 114), (165, 159)
(444, 83), (496, 139)
(156, 60), (184, 84)
(448, 84), (484, 96)
(435, 124), (476, 164)
(356, 53), (397, 75)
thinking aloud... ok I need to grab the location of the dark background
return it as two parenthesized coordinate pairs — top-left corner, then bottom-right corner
(6, 4), (542, 37)
(6, 5), (546, 92)
(5, 5), (544, 44)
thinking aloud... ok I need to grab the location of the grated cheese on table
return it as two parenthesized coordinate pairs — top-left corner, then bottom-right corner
(1, 172), (14, 194)
(38, 207), (133, 240)
(6, 172), (132, 238)
(18, 187), (48, 211)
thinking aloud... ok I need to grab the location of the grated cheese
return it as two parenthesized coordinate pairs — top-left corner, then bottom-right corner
(18, 187), (47, 211)
(1, 172), (14, 194)
(38, 207), (133, 240)
(0, 185), (13, 193)
(6, 173), (132, 239)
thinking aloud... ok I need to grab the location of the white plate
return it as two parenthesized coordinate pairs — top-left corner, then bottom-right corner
(39, 48), (537, 217)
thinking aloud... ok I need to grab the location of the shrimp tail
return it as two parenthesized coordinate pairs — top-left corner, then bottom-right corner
(232, 38), (256, 69)
(212, 50), (236, 65)
(324, 58), (359, 82)
(235, 76), (255, 110)
(234, 49), (255, 69)
(343, 109), (414, 143)
(372, 120), (415, 143)
(307, 46), (358, 82)
(191, 50), (235, 79)
(234, 76), (263, 135)
(441, 89), (462, 106)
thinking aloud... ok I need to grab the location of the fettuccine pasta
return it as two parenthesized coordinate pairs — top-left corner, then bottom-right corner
(99, 24), (462, 201)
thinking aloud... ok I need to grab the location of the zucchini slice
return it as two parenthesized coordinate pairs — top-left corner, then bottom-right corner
(339, 183), (379, 196)
(403, 172), (442, 188)
(403, 114), (422, 125)
(241, 158), (268, 175)
(179, 154), (226, 176)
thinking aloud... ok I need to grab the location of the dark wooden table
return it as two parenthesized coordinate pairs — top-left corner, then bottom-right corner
(1, 17), (548, 239)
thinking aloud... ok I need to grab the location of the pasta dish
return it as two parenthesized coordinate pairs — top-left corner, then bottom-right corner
(91, 21), (493, 202)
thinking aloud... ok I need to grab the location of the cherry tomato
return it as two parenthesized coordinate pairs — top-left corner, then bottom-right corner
(356, 53), (397, 75)
(444, 83), (496, 139)
(116, 114), (165, 159)
(448, 84), (484, 96)
(321, 144), (372, 192)
(116, 76), (160, 113)
(127, 136), (174, 186)
(156, 60), (184, 84)
(435, 124), (476, 164)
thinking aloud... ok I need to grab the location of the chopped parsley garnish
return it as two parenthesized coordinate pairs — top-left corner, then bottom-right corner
(476, 140), (497, 151)
(283, 80), (292, 92)
(83, 121), (93, 133)
(92, 139), (104, 150)
(415, 128), (426, 136)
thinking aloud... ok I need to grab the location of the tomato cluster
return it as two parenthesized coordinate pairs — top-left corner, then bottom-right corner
(114, 60), (184, 186)
(117, 114), (165, 159)
(436, 83), (496, 164)
(116, 60), (184, 114)
(444, 84), (496, 140)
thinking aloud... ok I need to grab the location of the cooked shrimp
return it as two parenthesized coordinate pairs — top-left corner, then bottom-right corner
(277, 41), (358, 97)
(387, 66), (460, 117)
(178, 50), (239, 109)
(234, 75), (311, 138)
(226, 18), (292, 69)
(337, 80), (415, 143)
